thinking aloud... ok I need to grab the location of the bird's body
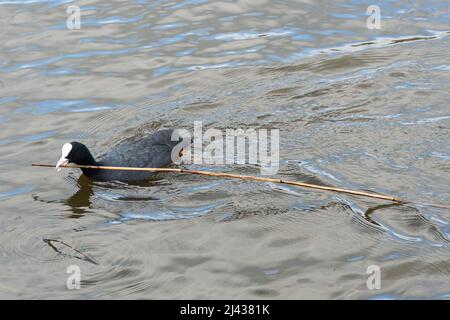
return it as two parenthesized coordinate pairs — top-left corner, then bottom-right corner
(56, 129), (184, 182)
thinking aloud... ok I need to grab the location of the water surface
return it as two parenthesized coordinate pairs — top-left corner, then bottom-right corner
(0, 0), (449, 299)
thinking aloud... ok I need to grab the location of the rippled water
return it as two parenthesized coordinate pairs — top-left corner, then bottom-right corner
(0, 0), (449, 299)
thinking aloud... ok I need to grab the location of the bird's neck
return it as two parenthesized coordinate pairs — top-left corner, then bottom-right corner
(79, 152), (100, 177)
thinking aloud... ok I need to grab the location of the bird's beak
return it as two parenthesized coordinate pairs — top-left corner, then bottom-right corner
(56, 157), (69, 171)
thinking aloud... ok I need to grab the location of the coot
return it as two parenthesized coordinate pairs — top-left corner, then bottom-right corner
(56, 129), (186, 182)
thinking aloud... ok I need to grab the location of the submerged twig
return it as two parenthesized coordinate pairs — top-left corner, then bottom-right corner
(32, 163), (450, 211)
(43, 238), (99, 265)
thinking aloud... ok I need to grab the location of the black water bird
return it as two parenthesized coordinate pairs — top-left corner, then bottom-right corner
(56, 129), (186, 182)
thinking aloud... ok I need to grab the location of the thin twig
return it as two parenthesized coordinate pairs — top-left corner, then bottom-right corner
(32, 163), (450, 211)
(43, 238), (99, 265)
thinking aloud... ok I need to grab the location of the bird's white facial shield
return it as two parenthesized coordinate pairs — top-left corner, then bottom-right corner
(56, 143), (72, 171)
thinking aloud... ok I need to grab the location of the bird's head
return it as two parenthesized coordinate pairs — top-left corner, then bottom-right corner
(56, 142), (95, 170)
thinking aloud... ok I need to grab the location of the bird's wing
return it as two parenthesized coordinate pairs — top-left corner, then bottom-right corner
(99, 140), (174, 168)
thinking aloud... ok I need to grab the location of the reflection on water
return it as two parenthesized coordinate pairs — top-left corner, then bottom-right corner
(0, 0), (449, 299)
(63, 176), (93, 218)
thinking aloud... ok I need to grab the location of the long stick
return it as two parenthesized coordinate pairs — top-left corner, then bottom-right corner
(32, 163), (450, 210)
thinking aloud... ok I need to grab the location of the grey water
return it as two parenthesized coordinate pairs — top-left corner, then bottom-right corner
(0, 0), (449, 299)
